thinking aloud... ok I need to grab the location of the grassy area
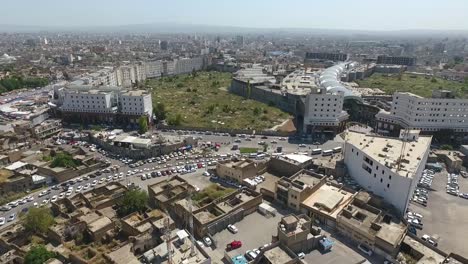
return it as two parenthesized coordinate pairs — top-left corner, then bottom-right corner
(356, 73), (468, 98)
(148, 71), (290, 130)
(239, 147), (259, 154)
(192, 184), (235, 205)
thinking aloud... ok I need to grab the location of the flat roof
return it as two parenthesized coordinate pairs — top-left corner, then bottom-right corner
(346, 131), (432, 178)
(264, 246), (294, 264)
(5, 161), (27, 171)
(283, 154), (312, 164)
(302, 184), (354, 219)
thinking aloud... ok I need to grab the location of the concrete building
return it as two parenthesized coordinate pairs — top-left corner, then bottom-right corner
(305, 52), (348, 62)
(147, 176), (195, 211)
(377, 55), (416, 66)
(53, 85), (152, 125)
(344, 130), (432, 215)
(120, 90), (153, 117)
(32, 119), (62, 139)
(0, 168), (34, 196)
(275, 170), (325, 211)
(303, 87), (349, 134)
(376, 92), (468, 137)
(174, 57), (204, 75)
(336, 192), (406, 258)
(173, 188), (262, 237)
(216, 159), (258, 183)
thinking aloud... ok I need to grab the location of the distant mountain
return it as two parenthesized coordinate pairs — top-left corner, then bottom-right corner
(0, 22), (467, 37)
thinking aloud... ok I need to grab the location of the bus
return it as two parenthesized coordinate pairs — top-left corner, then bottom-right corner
(322, 150), (333, 156)
(311, 148), (322, 155)
(332, 147), (342, 153)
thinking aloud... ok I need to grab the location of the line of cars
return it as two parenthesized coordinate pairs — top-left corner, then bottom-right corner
(413, 169), (435, 207)
(406, 211), (424, 230)
(446, 173), (468, 199)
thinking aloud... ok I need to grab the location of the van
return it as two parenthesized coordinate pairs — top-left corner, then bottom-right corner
(312, 148), (322, 155)
(322, 150), (333, 156)
(332, 147), (342, 153)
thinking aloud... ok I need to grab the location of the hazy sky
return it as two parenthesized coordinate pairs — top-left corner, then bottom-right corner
(2, 0), (468, 30)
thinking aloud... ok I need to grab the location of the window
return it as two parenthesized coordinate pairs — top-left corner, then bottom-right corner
(389, 175), (392, 180)
(387, 184), (390, 188)
(380, 178), (383, 183)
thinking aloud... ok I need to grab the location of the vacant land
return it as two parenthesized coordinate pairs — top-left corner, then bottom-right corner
(148, 72), (290, 130)
(356, 73), (468, 98)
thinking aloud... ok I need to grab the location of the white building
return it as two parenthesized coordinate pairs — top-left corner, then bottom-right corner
(376, 92), (468, 135)
(145, 60), (164, 78)
(304, 88), (349, 134)
(116, 64), (147, 87)
(55, 85), (152, 123)
(174, 57), (204, 75)
(343, 130), (431, 215)
(120, 90), (153, 117)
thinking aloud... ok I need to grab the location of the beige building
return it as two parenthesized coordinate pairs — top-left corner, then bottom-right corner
(336, 192), (406, 258)
(216, 159), (258, 183)
(300, 181), (355, 228)
(147, 176), (195, 211)
(0, 169), (33, 196)
(275, 170), (325, 211)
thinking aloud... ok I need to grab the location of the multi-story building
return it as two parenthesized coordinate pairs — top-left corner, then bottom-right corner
(305, 52), (348, 62)
(376, 55), (416, 66)
(343, 130), (431, 215)
(145, 60), (164, 78)
(303, 87), (349, 134)
(375, 91), (468, 136)
(120, 90), (153, 117)
(174, 57), (204, 75)
(53, 85), (152, 124)
(216, 159), (258, 183)
(32, 119), (62, 139)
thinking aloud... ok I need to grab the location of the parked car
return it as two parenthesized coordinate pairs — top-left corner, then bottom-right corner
(227, 224), (238, 233)
(203, 237), (212, 247)
(245, 250), (258, 260)
(226, 240), (242, 251)
(357, 244), (373, 256)
(297, 252), (305, 259)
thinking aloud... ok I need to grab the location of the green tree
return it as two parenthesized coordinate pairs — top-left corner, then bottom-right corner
(440, 144), (454, 150)
(117, 189), (148, 216)
(153, 103), (167, 121)
(167, 114), (183, 126)
(23, 207), (55, 234)
(24, 245), (56, 264)
(205, 104), (215, 115)
(50, 152), (80, 168)
(253, 107), (261, 115)
(138, 116), (148, 134)
(263, 143), (269, 152)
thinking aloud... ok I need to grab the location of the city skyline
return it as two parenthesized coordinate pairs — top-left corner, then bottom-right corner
(1, 0), (468, 31)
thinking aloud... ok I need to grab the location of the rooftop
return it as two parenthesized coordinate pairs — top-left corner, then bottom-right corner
(0, 169), (14, 183)
(302, 183), (354, 219)
(346, 131), (432, 178)
(105, 244), (140, 264)
(263, 246), (294, 264)
(281, 154), (312, 164)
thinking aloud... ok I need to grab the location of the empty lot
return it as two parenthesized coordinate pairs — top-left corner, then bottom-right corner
(408, 170), (468, 257)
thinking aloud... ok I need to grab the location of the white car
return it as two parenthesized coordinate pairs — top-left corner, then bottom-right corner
(357, 244), (373, 256)
(7, 214), (16, 222)
(26, 196), (34, 202)
(203, 237), (212, 247)
(227, 224), (238, 233)
(51, 195), (58, 202)
(0, 217), (5, 225)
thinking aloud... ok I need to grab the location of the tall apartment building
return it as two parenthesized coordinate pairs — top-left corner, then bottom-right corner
(375, 91), (468, 135)
(305, 52), (348, 62)
(376, 55), (416, 66)
(303, 87), (349, 134)
(54, 85), (152, 124)
(344, 130), (431, 215)
(145, 60), (163, 78)
(174, 57), (204, 75)
(116, 64), (146, 87)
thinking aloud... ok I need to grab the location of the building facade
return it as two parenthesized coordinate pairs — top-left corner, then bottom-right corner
(343, 130), (431, 215)
(376, 55), (416, 66)
(375, 92), (468, 136)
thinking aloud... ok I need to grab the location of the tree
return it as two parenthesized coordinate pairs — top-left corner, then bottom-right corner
(24, 245), (56, 264)
(23, 208), (55, 234)
(253, 107), (261, 115)
(50, 152), (80, 168)
(153, 103), (167, 121)
(440, 144), (454, 150)
(263, 143), (269, 153)
(117, 189), (148, 216)
(167, 114), (182, 126)
(138, 116), (148, 134)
